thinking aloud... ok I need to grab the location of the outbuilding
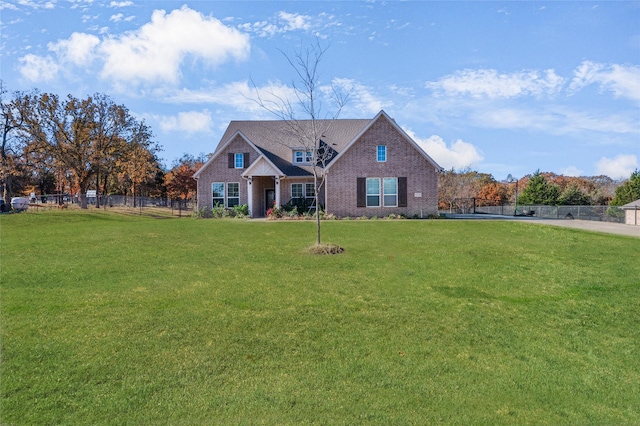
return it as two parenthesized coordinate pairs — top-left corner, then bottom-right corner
(621, 199), (640, 226)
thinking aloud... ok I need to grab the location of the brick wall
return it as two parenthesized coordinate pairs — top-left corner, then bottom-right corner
(326, 115), (439, 218)
(196, 135), (260, 210)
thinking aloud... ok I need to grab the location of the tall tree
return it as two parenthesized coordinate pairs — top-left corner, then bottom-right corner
(19, 92), (158, 208)
(165, 154), (203, 201)
(557, 184), (592, 205)
(0, 82), (28, 206)
(518, 170), (560, 205)
(253, 40), (347, 245)
(610, 170), (640, 206)
(116, 122), (159, 207)
(90, 94), (135, 208)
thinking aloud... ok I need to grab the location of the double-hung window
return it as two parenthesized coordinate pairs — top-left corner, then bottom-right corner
(291, 183), (303, 199)
(366, 178), (380, 207)
(227, 182), (239, 207)
(305, 183), (315, 199)
(383, 178), (397, 207)
(377, 145), (387, 162)
(234, 153), (244, 169)
(212, 182), (224, 206)
(293, 150), (313, 164)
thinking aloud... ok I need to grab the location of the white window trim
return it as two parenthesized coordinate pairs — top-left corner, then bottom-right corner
(377, 145), (387, 162)
(212, 182), (225, 206)
(291, 183), (304, 199)
(234, 153), (244, 169)
(293, 150), (313, 165)
(227, 182), (240, 207)
(366, 177), (381, 208)
(383, 177), (398, 207)
(305, 183), (315, 199)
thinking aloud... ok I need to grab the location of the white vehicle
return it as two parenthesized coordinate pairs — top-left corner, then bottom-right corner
(11, 197), (30, 212)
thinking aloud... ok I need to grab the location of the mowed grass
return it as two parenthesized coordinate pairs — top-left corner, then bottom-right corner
(1, 211), (639, 425)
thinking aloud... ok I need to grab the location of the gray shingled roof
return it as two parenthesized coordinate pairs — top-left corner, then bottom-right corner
(621, 199), (640, 209)
(215, 119), (371, 176)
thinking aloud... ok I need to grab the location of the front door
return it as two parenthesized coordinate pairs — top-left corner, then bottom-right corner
(265, 189), (276, 214)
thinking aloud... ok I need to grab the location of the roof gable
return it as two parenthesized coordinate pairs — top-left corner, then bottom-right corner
(213, 119), (370, 177)
(242, 155), (283, 177)
(326, 110), (442, 172)
(193, 131), (260, 179)
(197, 111), (442, 178)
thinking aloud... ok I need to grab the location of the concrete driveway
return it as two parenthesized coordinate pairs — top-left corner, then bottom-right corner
(532, 218), (640, 238)
(444, 214), (640, 238)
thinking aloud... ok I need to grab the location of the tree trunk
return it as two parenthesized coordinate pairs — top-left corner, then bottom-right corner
(95, 172), (100, 208)
(79, 193), (88, 209)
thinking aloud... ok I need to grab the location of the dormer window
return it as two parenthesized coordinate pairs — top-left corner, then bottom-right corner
(293, 150), (313, 164)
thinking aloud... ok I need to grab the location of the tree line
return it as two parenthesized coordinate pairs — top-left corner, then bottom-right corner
(1, 82), (205, 209)
(439, 168), (640, 211)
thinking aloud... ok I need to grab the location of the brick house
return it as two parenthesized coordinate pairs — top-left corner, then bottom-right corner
(193, 110), (441, 218)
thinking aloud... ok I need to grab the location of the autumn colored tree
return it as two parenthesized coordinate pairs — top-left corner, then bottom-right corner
(116, 123), (159, 207)
(438, 168), (500, 210)
(477, 181), (508, 205)
(164, 154), (203, 200)
(17, 92), (158, 208)
(0, 82), (29, 206)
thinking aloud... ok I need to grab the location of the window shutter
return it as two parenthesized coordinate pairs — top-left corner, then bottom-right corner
(357, 178), (366, 207)
(398, 177), (407, 207)
(243, 152), (250, 169)
(228, 153), (234, 168)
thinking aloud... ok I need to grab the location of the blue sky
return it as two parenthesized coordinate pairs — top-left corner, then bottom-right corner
(1, 0), (639, 180)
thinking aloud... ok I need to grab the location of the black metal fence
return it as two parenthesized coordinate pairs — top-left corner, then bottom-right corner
(23, 194), (196, 217)
(443, 198), (625, 223)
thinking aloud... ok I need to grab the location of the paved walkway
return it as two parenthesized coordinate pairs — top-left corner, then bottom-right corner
(445, 214), (640, 238)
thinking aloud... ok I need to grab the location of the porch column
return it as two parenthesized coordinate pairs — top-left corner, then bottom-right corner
(246, 177), (253, 217)
(275, 176), (281, 208)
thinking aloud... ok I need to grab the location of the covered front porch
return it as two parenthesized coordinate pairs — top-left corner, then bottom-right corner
(243, 155), (285, 218)
(245, 175), (283, 218)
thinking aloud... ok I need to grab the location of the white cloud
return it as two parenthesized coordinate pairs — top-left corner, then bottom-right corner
(426, 68), (564, 99)
(561, 166), (583, 177)
(110, 13), (123, 22)
(595, 154), (638, 179)
(162, 80), (298, 115)
(109, 1), (132, 7)
(408, 131), (484, 170)
(18, 54), (58, 81)
(155, 110), (213, 134)
(330, 78), (391, 115)
(569, 61), (640, 101)
(48, 32), (99, 66)
(0, 2), (20, 11)
(15, 0), (54, 9)
(278, 11), (311, 31)
(238, 11), (312, 38)
(18, 6), (250, 90)
(99, 6), (250, 86)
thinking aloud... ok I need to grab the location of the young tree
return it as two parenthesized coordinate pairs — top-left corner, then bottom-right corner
(253, 40), (347, 245)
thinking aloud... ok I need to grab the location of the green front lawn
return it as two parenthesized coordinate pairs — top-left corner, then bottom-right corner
(1, 211), (639, 424)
